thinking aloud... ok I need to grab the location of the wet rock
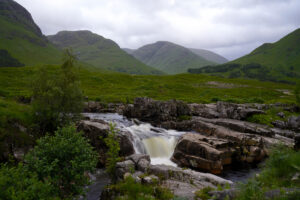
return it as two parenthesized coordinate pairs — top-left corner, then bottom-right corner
(277, 112), (285, 118)
(295, 134), (300, 150)
(171, 133), (235, 174)
(194, 117), (274, 137)
(271, 120), (286, 129)
(188, 103), (219, 118)
(142, 175), (159, 184)
(77, 120), (134, 167)
(115, 160), (135, 178)
(124, 97), (190, 124)
(216, 102), (265, 120)
(84, 101), (126, 114)
(286, 115), (300, 131)
(83, 101), (102, 112)
(171, 132), (267, 174)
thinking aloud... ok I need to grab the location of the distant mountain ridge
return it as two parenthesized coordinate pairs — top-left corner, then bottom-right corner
(189, 48), (228, 64)
(124, 41), (216, 74)
(48, 31), (163, 75)
(0, 0), (62, 66)
(188, 28), (300, 83)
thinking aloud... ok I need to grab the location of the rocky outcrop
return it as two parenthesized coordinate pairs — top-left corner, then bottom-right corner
(216, 102), (265, 120)
(124, 97), (190, 124)
(84, 101), (125, 114)
(105, 154), (233, 200)
(77, 120), (134, 167)
(171, 132), (266, 174)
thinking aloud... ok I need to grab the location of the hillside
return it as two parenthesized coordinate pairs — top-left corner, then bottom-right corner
(189, 48), (228, 64)
(130, 41), (215, 74)
(48, 31), (163, 75)
(0, 0), (62, 66)
(189, 28), (300, 83)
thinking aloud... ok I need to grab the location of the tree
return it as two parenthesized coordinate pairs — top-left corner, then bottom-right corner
(24, 125), (98, 198)
(31, 49), (83, 135)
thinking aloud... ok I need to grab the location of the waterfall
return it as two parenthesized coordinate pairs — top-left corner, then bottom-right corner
(83, 113), (185, 166)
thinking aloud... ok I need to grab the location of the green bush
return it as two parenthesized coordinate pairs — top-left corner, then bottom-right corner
(31, 50), (83, 135)
(24, 125), (98, 198)
(111, 176), (174, 200)
(0, 164), (58, 200)
(194, 186), (214, 200)
(235, 145), (300, 200)
(103, 123), (121, 182)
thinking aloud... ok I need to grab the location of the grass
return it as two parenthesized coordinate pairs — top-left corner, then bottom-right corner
(107, 176), (174, 200)
(235, 145), (300, 200)
(0, 17), (63, 66)
(0, 65), (297, 105)
(246, 107), (300, 127)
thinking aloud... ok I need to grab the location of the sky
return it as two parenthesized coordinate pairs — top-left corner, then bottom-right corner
(15, 0), (300, 60)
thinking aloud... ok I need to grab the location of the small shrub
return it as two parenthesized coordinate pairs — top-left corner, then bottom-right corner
(235, 179), (265, 200)
(25, 125), (97, 198)
(177, 115), (192, 121)
(112, 176), (174, 200)
(103, 123), (121, 181)
(194, 186), (214, 200)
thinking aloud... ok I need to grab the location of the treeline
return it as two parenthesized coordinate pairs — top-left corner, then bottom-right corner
(188, 63), (299, 84)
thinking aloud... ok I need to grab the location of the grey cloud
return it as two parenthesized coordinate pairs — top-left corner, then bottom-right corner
(15, 0), (300, 60)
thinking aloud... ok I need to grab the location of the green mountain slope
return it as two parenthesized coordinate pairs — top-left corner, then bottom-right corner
(48, 31), (163, 75)
(0, 0), (62, 66)
(131, 41), (215, 74)
(189, 28), (300, 83)
(189, 48), (228, 64)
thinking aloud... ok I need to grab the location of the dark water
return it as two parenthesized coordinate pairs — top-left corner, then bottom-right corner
(78, 169), (110, 200)
(221, 163), (263, 183)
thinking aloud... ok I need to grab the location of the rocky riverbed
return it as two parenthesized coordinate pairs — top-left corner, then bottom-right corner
(79, 97), (299, 199)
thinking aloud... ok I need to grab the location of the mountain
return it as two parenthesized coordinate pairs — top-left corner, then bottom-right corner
(122, 48), (135, 54)
(189, 28), (300, 83)
(0, 0), (62, 66)
(130, 41), (215, 74)
(189, 48), (228, 64)
(48, 31), (163, 75)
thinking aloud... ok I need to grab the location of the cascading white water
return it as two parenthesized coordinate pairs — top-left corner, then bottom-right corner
(83, 113), (185, 166)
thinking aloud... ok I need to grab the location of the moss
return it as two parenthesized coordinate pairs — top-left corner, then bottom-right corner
(194, 187), (214, 200)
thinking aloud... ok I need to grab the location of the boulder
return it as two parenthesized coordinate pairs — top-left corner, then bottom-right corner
(286, 115), (300, 131)
(77, 120), (134, 167)
(216, 102), (265, 120)
(171, 132), (267, 174)
(171, 133), (235, 174)
(84, 101), (126, 114)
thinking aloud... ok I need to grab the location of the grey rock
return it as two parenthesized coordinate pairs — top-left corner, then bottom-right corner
(216, 101), (265, 120)
(287, 116), (300, 131)
(277, 112), (285, 118)
(142, 175), (159, 184)
(77, 120), (134, 167)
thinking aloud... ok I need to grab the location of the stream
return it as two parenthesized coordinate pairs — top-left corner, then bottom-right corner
(82, 113), (261, 200)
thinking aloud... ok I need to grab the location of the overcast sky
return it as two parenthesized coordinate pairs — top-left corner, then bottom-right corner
(15, 0), (300, 60)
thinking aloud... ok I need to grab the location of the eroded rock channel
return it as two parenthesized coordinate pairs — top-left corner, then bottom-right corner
(79, 97), (299, 200)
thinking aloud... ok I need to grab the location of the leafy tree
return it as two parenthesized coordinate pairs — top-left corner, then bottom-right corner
(0, 164), (58, 200)
(31, 49), (83, 134)
(24, 125), (98, 198)
(103, 123), (121, 182)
